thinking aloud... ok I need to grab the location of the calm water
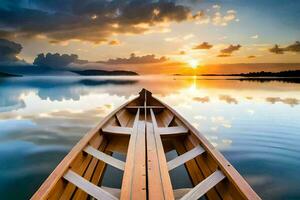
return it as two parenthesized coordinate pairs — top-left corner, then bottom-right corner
(0, 76), (300, 199)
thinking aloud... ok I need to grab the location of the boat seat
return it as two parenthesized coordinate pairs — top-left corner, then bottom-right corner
(63, 170), (118, 200)
(102, 125), (132, 135)
(180, 170), (225, 200)
(84, 145), (125, 171)
(167, 145), (205, 171)
(158, 126), (188, 136)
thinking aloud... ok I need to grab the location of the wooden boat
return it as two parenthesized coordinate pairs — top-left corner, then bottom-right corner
(32, 89), (261, 200)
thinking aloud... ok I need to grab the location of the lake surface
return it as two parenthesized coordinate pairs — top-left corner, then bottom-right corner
(0, 76), (300, 200)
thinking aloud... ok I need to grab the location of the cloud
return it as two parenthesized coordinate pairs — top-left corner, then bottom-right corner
(219, 95), (238, 104)
(270, 41), (300, 54)
(98, 53), (167, 65)
(269, 45), (284, 54)
(108, 40), (121, 46)
(217, 54), (231, 57)
(248, 55), (256, 58)
(211, 9), (237, 26)
(251, 35), (259, 39)
(266, 97), (299, 107)
(193, 96), (210, 103)
(193, 42), (213, 50)
(33, 53), (82, 67)
(0, 38), (22, 62)
(221, 44), (241, 54)
(0, 0), (211, 44)
(285, 41), (300, 52)
(218, 44), (241, 57)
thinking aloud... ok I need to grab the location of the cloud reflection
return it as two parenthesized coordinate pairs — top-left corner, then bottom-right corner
(266, 97), (299, 107)
(219, 95), (238, 104)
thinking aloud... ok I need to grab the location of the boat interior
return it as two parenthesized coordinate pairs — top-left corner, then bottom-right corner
(32, 89), (260, 200)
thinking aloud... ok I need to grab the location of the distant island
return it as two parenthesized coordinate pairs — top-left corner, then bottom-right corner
(0, 71), (21, 77)
(200, 70), (300, 77)
(72, 70), (138, 76)
(0, 65), (139, 76)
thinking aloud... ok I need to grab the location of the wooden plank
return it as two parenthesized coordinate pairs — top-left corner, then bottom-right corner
(180, 170), (225, 200)
(167, 145), (205, 171)
(72, 156), (99, 200)
(72, 141), (109, 200)
(149, 109), (175, 200)
(84, 145), (125, 171)
(102, 126), (132, 135)
(105, 135), (130, 154)
(146, 122), (165, 200)
(116, 109), (131, 127)
(131, 121), (147, 198)
(185, 136), (231, 200)
(57, 134), (104, 200)
(63, 170), (118, 200)
(158, 110), (174, 127)
(174, 188), (191, 199)
(158, 126), (188, 136)
(102, 187), (121, 198)
(120, 109), (147, 200)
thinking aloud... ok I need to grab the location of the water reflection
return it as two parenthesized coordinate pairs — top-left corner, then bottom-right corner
(0, 76), (300, 200)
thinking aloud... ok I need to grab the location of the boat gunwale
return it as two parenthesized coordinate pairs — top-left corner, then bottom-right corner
(31, 96), (139, 200)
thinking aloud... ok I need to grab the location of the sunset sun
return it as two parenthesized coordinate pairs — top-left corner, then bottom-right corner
(188, 59), (199, 69)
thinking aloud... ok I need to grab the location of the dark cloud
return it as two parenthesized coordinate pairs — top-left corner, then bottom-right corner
(193, 42), (213, 50)
(220, 44), (241, 54)
(98, 53), (167, 65)
(269, 44), (284, 54)
(0, 0), (205, 44)
(270, 41), (300, 54)
(285, 41), (300, 52)
(0, 38), (22, 62)
(248, 55), (256, 58)
(218, 44), (241, 57)
(217, 54), (231, 57)
(33, 53), (81, 67)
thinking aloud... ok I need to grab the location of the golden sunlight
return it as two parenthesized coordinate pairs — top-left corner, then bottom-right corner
(188, 59), (199, 69)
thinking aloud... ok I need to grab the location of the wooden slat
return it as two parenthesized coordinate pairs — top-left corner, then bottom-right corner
(174, 188), (191, 199)
(102, 187), (121, 198)
(185, 136), (231, 200)
(102, 126), (132, 135)
(158, 110), (174, 127)
(58, 134), (104, 200)
(167, 145), (205, 171)
(72, 141), (109, 200)
(120, 109), (147, 200)
(180, 170), (226, 200)
(146, 122), (165, 200)
(149, 109), (175, 200)
(63, 170), (118, 200)
(158, 126), (188, 136)
(84, 145), (125, 171)
(116, 109), (131, 127)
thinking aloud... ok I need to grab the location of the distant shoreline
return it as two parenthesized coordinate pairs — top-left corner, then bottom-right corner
(199, 70), (300, 77)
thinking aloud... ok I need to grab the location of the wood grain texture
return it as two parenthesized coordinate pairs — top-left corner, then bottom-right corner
(180, 170), (225, 200)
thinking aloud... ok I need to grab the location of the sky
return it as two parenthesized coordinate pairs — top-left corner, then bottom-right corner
(0, 0), (300, 74)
